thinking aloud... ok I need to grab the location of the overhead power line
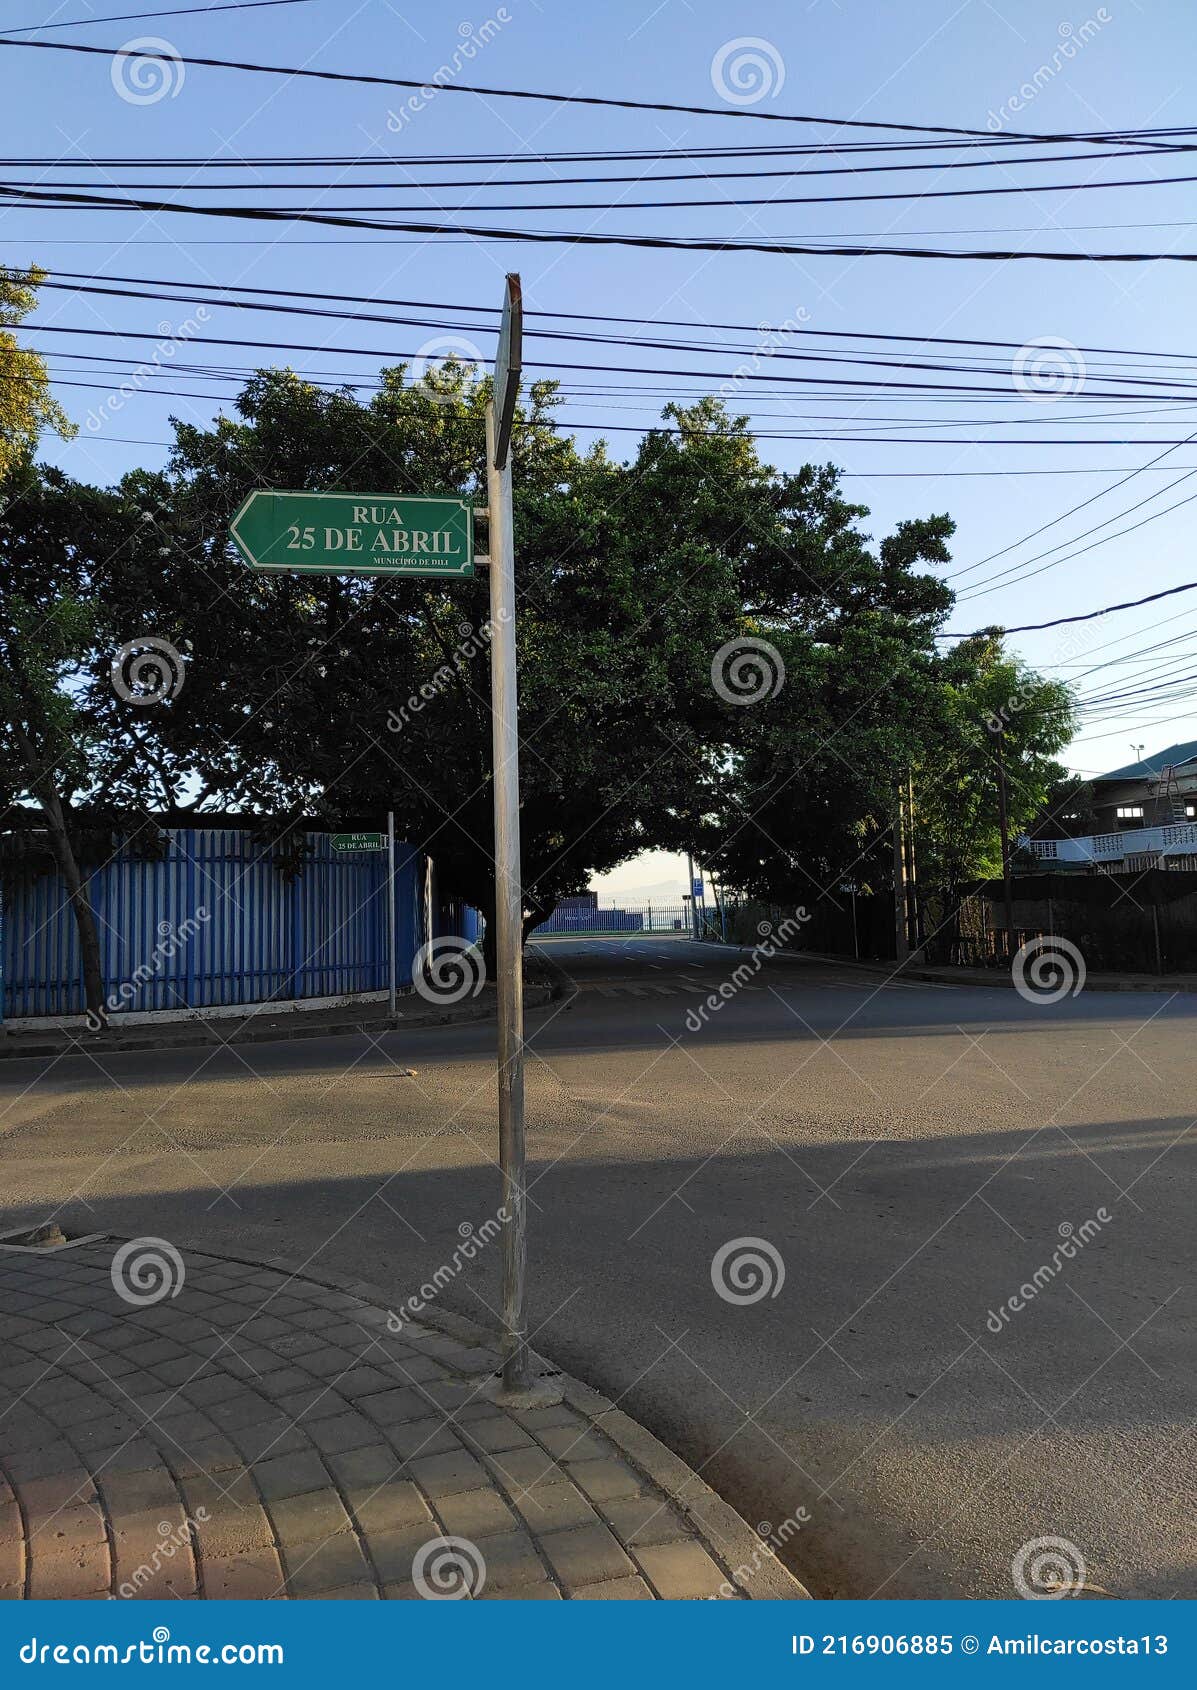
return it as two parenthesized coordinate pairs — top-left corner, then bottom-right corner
(21, 276), (1197, 393)
(19, 316), (1197, 407)
(7, 138), (1167, 165)
(52, 431), (1197, 477)
(947, 580), (1197, 637)
(4, 0), (311, 32)
(4, 184), (1197, 258)
(946, 431), (1197, 579)
(956, 485), (1197, 602)
(13, 143), (1197, 190)
(35, 268), (1197, 366)
(12, 166), (1197, 212)
(0, 35), (1185, 147)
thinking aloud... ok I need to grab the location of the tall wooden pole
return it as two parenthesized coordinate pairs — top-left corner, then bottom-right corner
(486, 400), (529, 1394)
(893, 783), (909, 965)
(995, 732), (1016, 958)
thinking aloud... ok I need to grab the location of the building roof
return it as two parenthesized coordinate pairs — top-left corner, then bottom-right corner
(1094, 740), (1197, 783)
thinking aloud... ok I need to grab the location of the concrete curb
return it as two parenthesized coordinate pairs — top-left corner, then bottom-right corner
(193, 1241), (812, 1601)
(0, 979), (562, 1062)
(783, 949), (1196, 995)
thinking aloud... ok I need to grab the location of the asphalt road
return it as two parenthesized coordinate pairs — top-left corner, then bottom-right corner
(1, 935), (1193, 1600)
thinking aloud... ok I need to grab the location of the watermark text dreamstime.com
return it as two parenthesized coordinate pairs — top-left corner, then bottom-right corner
(86, 309), (210, 432)
(387, 1208), (509, 1330)
(19, 1629), (282, 1666)
(986, 12), (1113, 131)
(685, 911), (809, 1031)
(387, 614), (508, 733)
(716, 308), (812, 402)
(85, 908), (210, 1029)
(111, 1513), (209, 1599)
(711, 1507), (811, 1597)
(985, 1209), (1111, 1332)
(385, 13), (512, 132)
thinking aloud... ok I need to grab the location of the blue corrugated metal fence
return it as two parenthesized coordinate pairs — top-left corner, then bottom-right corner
(1, 828), (428, 1021)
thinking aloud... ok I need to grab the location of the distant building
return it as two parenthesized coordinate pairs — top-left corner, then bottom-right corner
(1088, 741), (1197, 833)
(1025, 741), (1197, 872)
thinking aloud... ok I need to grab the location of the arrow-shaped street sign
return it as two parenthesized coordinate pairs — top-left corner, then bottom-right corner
(229, 490), (474, 577)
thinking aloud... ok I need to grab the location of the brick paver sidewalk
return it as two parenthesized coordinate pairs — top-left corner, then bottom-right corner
(0, 1240), (807, 1601)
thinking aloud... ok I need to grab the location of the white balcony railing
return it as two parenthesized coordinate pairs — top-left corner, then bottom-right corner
(1024, 823), (1197, 864)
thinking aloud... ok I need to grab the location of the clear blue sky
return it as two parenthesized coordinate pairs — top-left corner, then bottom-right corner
(5, 0), (1197, 894)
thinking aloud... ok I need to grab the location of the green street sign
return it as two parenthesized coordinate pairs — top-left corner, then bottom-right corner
(331, 832), (385, 852)
(230, 490), (474, 577)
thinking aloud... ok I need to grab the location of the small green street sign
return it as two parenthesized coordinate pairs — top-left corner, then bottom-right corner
(230, 491), (474, 577)
(331, 832), (385, 852)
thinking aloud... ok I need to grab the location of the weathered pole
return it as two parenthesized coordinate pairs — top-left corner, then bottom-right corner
(995, 732), (1016, 959)
(486, 280), (530, 1392)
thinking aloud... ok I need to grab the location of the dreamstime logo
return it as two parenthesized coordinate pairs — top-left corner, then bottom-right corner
(388, 615), (506, 733)
(86, 308), (210, 432)
(710, 37), (786, 106)
(111, 1237), (186, 1307)
(985, 1208), (1111, 1333)
(987, 621), (1094, 737)
(85, 908), (210, 1031)
(685, 910), (809, 1032)
(717, 307), (812, 402)
(411, 1535), (487, 1599)
(408, 334), (486, 406)
(111, 636), (186, 706)
(387, 1207), (509, 1331)
(711, 1237), (785, 1305)
(711, 637), (785, 705)
(1012, 1535), (1087, 1599)
(386, 13), (512, 132)
(110, 37), (185, 104)
(413, 936), (486, 1005)
(712, 1507), (812, 1598)
(1012, 934), (1087, 1003)
(114, 1512), (208, 1599)
(986, 13), (1113, 131)
(1012, 337), (1086, 401)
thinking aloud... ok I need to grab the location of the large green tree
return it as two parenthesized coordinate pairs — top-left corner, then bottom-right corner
(0, 465), (133, 1022)
(1, 267), (74, 476)
(81, 375), (962, 946)
(909, 632), (1075, 949)
(65, 366), (1075, 968)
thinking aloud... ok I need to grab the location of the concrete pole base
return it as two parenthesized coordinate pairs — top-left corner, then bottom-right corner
(474, 1373), (565, 1410)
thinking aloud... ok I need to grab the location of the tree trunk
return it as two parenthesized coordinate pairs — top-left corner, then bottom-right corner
(12, 724), (107, 1028)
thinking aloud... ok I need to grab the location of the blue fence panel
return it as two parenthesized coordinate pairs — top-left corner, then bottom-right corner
(435, 896), (482, 947)
(1, 828), (431, 1021)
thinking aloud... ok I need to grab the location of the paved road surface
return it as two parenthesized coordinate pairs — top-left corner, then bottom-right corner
(1, 935), (1192, 1599)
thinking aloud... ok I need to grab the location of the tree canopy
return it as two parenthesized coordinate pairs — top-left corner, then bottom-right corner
(66, 367), (1000, 934)
(3, 344), (1077, 968)
(1, 267), (74, 477)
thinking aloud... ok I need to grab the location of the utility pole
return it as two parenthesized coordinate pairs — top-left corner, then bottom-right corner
(487, 276), (531, 1395)
(905, 768), (921, 961)
(893, 783), (909, 965)
(386, 809), (396, 1018)
(995, 731), (1016, 960)
(686, 852), (699, 940)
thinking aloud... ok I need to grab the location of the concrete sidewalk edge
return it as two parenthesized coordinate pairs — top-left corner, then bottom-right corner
(0, 978), (563, 1062)
(218, 1244), (814, 1602)
(775, 948), (1197, 995)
